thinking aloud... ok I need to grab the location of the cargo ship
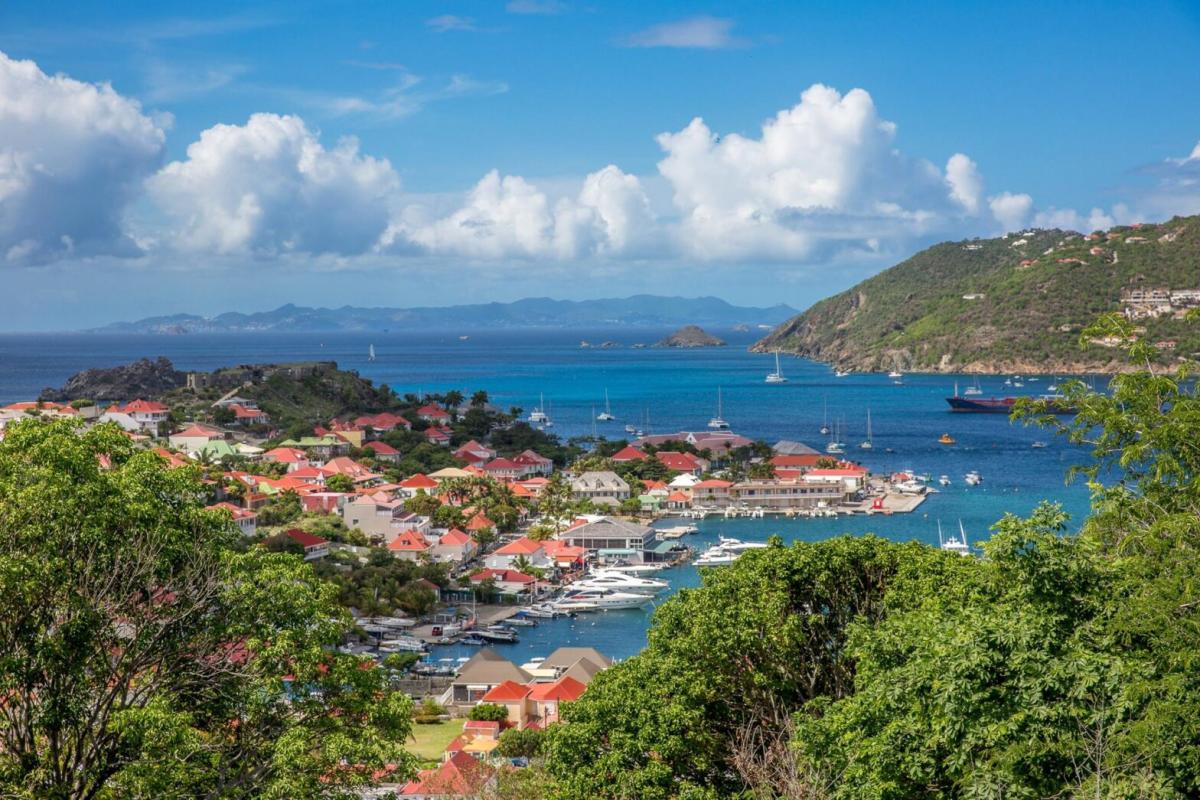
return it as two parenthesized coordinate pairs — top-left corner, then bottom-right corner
(946, 394), (1076, 414)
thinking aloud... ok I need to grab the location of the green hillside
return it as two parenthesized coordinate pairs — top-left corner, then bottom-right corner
(754, 215), (1200, 373)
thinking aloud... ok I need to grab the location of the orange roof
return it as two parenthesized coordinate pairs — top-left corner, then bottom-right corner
(439, 528), (473, 546)
(611, 445), (648, 461)
(118, 399), (169, 413)
(470, 568), (535, 584)
(388, 531), (432, 552)
(466, 512), (495, 531)
(172, 424), (220, 439)
(398, 751), (491, 797)
(527, 675), (586, 702)
(666, 491), (691, 502)
(493, 537), (543, 555)
(693, 479), (733, 489)
(770, 454), (825, 467)
(399, 473), (438, 489)
(481, 680), (530, 703)
(806, 467), (868, 477)
(657, 451), (704, 469)
(263, 446), (307, 463)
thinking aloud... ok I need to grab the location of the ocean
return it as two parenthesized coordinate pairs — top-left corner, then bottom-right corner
(0, 328), (1095, 660)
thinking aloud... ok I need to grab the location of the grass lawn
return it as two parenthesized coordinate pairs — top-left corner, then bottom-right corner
(408, 720), (461, 764)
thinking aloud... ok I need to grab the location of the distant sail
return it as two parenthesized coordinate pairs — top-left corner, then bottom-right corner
(368, 344), (376, 361)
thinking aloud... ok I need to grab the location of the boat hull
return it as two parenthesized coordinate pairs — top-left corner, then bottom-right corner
(945, 396), (1075, 414)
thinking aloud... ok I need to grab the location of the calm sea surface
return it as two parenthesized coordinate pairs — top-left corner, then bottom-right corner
(0, 328), (1096, 660)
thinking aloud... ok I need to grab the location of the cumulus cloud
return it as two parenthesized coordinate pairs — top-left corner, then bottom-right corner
(0, 52), (165, 264)
(987, 192), (1033, 231)
(654, 84), (1001, 261)
(146, 113), (400, 256)
(387, 165), (656, 260)
(624, 16), (747, 49)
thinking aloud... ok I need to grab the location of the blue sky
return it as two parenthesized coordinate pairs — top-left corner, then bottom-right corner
(1, 0), (1199, 330)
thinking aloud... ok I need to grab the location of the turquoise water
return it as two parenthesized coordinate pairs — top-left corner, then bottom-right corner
(0, 328), (1096, 660)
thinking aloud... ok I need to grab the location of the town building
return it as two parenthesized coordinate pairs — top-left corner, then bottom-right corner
(570, 471), (631, 507)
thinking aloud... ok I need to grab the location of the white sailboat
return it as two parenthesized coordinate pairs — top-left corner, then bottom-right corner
(963, 376), (983, 396)
(820, 396), (830, 435)
(597, 389), (616, 421)
(859, 408), (873, 450)
(368, 344), (376, 362)
(938, 520), (971, 556)
(826, 417), (845, 454)
(707, 388), (729, 430)
(765, 351), (788, 384)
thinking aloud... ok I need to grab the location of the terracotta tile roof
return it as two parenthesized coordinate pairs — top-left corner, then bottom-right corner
(284, 529), (328, 548)
(610, 445), (648, 461)
(493, 537), (543, 555)
(526, 675), (587, 702)
(481, 680), (530, 702)
(399, 473), (438, 489)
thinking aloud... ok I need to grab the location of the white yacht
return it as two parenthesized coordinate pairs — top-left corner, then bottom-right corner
(599, 563), (667, 575)
(573, 572), (669, 594)
(888, 369), (902, 379)
(834, 368), (851, 378)
(716, 536), (768, 553)
(860, 408), (874, 450)
(707, 387), (730, 430)
(528, 393), (550, 425)
(938, 475), (951, 486)
(624, 424), (637, 434)
(938, 520), (971, 556)
(895, 479), (927, 495)
(695, 537), (767, 567)
(597, 389), (616, 421)
(553, 588), (653, 611)
(765, 351), (788, 384)
(964, 470), (982, 486)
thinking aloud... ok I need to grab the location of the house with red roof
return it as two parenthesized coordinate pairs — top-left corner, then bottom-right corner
(283, 529), (329, 560)
(803, 465), (869, 493)
(227, 403), (269, 425)
(261, 446), (310, 471)
(387, 530), (433, 562)
(111, 399), (170, 432)
(398, 473), (439, 497)
(479, 675), (588, 730)
(397, 750), (495, 799)
(665, 490), (692, 510)
(432, 528), (477, 564)
(353, 412), (411, 433)
(417, 404), (452, 424)
(610, 445), (648, 463)
(541, 539), (587, 571)
(512, 449), (554, 477)
(485, 536), (550, 571)
(481, 457), (522, 481)
(424, 426), (451, 446)
(469, 568), (538, 595)
(514, 477), (549, 498)
(361, 439), (401, 463)
(341, 495), (431, 544)
(322, 456), (380, 485)
(465, 512), (495, 533)
(770, 453), (826, 469)
(206, 502), (258, 536)
(168, 424), (223, 453)
(288, 465), (333, 486)
(453, 440), (496, 466)
(656, 450), (709, 476)
(299, 491), (353, 515)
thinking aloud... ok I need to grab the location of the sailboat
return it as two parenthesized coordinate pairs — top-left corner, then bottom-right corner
(765, 351), (788, 384)
(707, 388), (729, 430)
(860, 408), (873, 450)
(938, 520), (971, 556)
(825, 417), (845, 454)
(597, 389), (616, 421)
(963, 375), (983, 396)
(820, 396), (830, 435)
(368, 344), (376, 362)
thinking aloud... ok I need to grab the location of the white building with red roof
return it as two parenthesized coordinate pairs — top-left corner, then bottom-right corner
(168, 424), (223, 453)
(512, 449), (554, 476)
(261, 446), (311, 471)
(481, 457), (522, 481)
(453, 440), (496, 466)
(656, 450), (709, 476)
(353, 412), (411, 433)
(432, 528), (477, 564)
(226, 403), (269, 425)
(397, 473), (439, 498)
(469, 568), (537, 595)
(112, 399), (169, 431)
(484, 536), (550, 571)
(417, 404), (452, 424)
(387, 530), (433, 562)
(206, 502), (258, 536)
(283, 529), (329, 560)
(610, 445), (648, 463)
(424, 427), (451, 446)
(362, 440), (401, 463)
(396, 750), (494, 799)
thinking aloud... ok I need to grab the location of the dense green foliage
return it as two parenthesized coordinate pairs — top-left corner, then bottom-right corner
(313, 549), (448, 617)
(757, 216), (1200, 372)
(542, 325), (1200, 799)
(0, 419), (415, 799)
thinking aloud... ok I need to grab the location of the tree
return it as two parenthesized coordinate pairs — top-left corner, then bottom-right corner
(537, 473), (576, 534)
(510, 555), (544, 580)
(496, 727), (546, 759)
(324, 473), (355, 493)
(470, 390), (489, 408)
(256, 489), (302, 526)
(404, 490), (441, 517)
(468, 703), (510, 722)
(0, 419), (416, 799)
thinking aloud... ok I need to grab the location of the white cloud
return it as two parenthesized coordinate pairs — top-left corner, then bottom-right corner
(624, 16), (747, 49)
(945, 153), (983, 215)
(1032, 206), (1120, 233)
(146, 113), (400, 256)
(654, 84), (994, 261)
(426, 15), (477, 33)
(988, 192), (1033, 231)
(0, 51), (165, 264)
(386, 165), (656, 260)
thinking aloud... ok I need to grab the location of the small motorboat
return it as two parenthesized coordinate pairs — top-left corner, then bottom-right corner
(1031, 441), (1048, 449)
(938, 433), (956, 445)
(938, 475), (951, 486)
(964, 471), (982, 486)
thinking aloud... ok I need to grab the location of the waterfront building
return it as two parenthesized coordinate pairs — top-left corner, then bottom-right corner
(469, 568), (538, 596)
(559, 517), (655, 560)
(485, 536), (552, 571)
(691, 478), (734, 505)
(570, 471), (631, 507)
(730, 476), (846, 510)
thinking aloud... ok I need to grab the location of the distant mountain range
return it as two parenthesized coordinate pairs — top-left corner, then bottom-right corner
(754, 215), (1200, 374)
(91, 296), (798, 334)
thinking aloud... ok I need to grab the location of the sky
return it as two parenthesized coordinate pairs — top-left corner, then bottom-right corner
(1, 0), (1200, 331)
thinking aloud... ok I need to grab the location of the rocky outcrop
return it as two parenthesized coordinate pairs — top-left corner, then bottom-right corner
(656, 325), (726, 348)
(40, 357), (186, 402)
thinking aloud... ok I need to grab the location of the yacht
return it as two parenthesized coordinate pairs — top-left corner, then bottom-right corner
(834, 368), (851, 378)
(716, 536), (769, 553)
(573, 573), (668, 594)
(964, 470), (982, 486)
(476, 626), (520, 644)
(938, 520), (971, 556)
(765, 351), (789, 384)
(528, 393), (550, 425)
(938, 474), (951, 486)
(825, 418), (845, 454)
(597, 389), (616, 421)
(553, 588), (653, 611)
(695, 537), (768, 567)
(888, 369), (903, 379)
(895, 479), (927, 495)
(707, 387), (730, 430)
(963, 376), (983, 396)
(860, 408), (874, 450)
(599, 563), (667, 575)
(624, 424), (637, 434)
(378, 637), (427, 654)
(1032, 441), (1048, 449)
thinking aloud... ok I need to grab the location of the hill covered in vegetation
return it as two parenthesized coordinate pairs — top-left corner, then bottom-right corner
(754, 216), (1200, 373)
